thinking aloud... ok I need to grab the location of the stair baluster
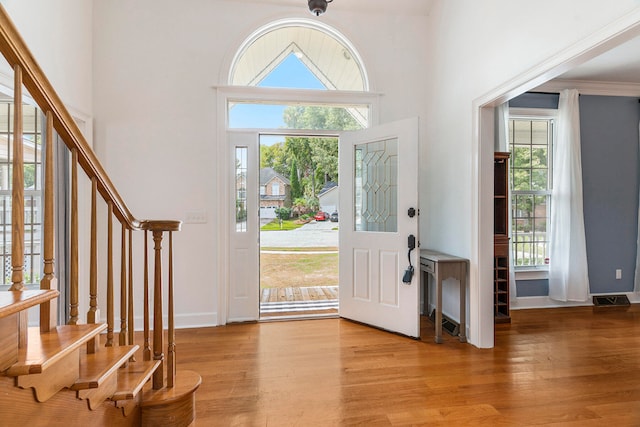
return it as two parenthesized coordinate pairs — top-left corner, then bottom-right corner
(69, 148), (79, 325)
(167, 231), (175, 388)
(106, 202), (114, 347)
(40, 110), (57, 333)
(119, 224), (127, 346)
(143, 229), (151, 362)
(87, 177), (99, 353)
(151, 229), (164, 390)
(10, 65), (24, 293)
(128, 228), (135, 362)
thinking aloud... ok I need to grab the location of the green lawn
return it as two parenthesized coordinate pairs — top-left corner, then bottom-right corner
(260, 219), (307, 231)
(260, 252), (338, 288)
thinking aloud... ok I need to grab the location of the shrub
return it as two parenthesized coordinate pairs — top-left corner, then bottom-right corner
(275, 207), (291, 220)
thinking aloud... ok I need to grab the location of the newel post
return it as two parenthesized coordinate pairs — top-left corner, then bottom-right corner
(145, 220), (181, 391)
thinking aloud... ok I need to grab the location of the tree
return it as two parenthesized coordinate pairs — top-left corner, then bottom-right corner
(285, 137), (316, 197)
(259, 106), (351, 200)
(289, 158), (302, 200)
(283, 105), (361, 131)
(312, 138), (338, 184)
(260, 142), (289, 176)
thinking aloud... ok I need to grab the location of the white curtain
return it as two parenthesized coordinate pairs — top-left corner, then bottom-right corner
(495, 102), (517, 301)
(634, 120), (640, 293)
(496, 103), (509, 152)
(548, 89), (590, 302)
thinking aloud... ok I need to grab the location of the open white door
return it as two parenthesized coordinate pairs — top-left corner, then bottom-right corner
(339, 117), (420, 337)
(227, 131), (259, 322)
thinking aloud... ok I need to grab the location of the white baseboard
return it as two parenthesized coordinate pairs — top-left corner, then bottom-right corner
(132, 312), (219, 331)
(511, 292), (640, 310)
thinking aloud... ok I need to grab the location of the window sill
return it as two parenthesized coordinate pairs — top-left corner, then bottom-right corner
(514, 268), (548, 281)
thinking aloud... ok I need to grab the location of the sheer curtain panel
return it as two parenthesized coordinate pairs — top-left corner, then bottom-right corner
(548, 89), (590, 302)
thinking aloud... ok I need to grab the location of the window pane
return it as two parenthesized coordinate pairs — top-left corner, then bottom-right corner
(230, 25), (366, 92)
(235, 147), (248, 232)
(531, 120), (548, 145)
(513, 120), (531, 144)
(229, 102), (368, 130)
(512, 169), (530, 191)
(512, 146), (531, 169)
(531, 169), (547, 191)
(531, 145), (547, 168)
(509, 116), (553, 268)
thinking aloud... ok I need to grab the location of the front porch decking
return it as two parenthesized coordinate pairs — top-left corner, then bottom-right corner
(260, 286), (338, 318)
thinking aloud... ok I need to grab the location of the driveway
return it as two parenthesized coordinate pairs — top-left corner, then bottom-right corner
(260, 220), (338, 248)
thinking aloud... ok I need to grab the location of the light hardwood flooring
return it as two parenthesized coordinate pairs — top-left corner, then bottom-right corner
(178, 305), (640, 426)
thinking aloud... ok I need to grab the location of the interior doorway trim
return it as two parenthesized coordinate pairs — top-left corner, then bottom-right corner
(470, 7), (640, 348)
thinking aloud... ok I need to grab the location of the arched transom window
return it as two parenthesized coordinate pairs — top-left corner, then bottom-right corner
(229, 19), (368, 92)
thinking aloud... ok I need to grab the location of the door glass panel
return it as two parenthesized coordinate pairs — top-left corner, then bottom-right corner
(235, 147), (248, 232)
(354, 138), (397, 232)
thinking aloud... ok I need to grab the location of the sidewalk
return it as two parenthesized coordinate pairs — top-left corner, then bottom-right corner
(260, 220), (338, 248)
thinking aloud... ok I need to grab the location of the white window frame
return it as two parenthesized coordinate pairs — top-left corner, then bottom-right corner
(509, 108), (556, 277)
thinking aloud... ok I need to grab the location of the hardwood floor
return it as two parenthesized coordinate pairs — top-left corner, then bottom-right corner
(178, 305), (640, 426)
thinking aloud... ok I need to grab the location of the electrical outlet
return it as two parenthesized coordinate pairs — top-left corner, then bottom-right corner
(616, 269), (622, 280)
(185, 210), (207, 224)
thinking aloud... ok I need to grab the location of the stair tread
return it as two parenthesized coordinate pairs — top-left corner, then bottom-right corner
(0, 290), (59, 319)
(111, 358), (162, 401)
(5, 323), (108, 376)
(141, 370), (202, 407)
(71, 344), (139, 390)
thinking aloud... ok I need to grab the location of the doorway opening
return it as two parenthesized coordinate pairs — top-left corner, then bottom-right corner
(258, 133), (340, 319)
(223, 18), (377, 325)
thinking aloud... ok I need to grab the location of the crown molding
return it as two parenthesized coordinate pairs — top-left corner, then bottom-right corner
(533, 78), (640, 97)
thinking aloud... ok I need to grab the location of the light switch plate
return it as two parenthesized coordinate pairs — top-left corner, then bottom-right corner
(185, 210), (207, 224)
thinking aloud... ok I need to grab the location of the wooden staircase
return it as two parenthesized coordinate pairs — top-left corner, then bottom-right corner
(0, 5), (200, 426)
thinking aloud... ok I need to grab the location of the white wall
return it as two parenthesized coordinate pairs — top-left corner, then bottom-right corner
(0, 0), (93, 116)
(0, 1), (94, 324)
(92, 0), (431, 328)
(422, 0), (640, 347)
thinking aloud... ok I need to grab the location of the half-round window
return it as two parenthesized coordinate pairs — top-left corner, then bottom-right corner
(229, 19), (368, 92)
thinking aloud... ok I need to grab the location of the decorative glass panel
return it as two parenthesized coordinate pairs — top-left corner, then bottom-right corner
(235, 147), (248, 232)
(354, 138), (397, 232)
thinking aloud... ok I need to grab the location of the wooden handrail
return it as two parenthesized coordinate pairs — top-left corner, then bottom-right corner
(0, 3), (188, 401)
(0, 5), (140, 230)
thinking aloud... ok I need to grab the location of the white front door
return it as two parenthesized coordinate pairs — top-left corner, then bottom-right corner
(339, 117), (420, 337)
(227, 131), (259, 322)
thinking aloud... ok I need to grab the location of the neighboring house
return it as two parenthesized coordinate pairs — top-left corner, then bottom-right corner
(318, 181), (338, 214)
(259, 167), (291, 219)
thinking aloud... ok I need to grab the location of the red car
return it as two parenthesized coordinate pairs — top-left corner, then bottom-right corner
(314, 211), (329, 221)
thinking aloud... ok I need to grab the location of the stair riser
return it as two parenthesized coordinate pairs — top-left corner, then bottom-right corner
(17, 348), (79, 402)
(0, 313), (18, 371)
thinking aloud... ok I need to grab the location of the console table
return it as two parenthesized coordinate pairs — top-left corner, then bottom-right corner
(420, 249), (468, 343)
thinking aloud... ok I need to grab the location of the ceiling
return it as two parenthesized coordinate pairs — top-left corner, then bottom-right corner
(557, 35), (640, 83)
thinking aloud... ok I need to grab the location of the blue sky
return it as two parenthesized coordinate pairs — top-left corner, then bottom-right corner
(228, 52), (325, 132)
